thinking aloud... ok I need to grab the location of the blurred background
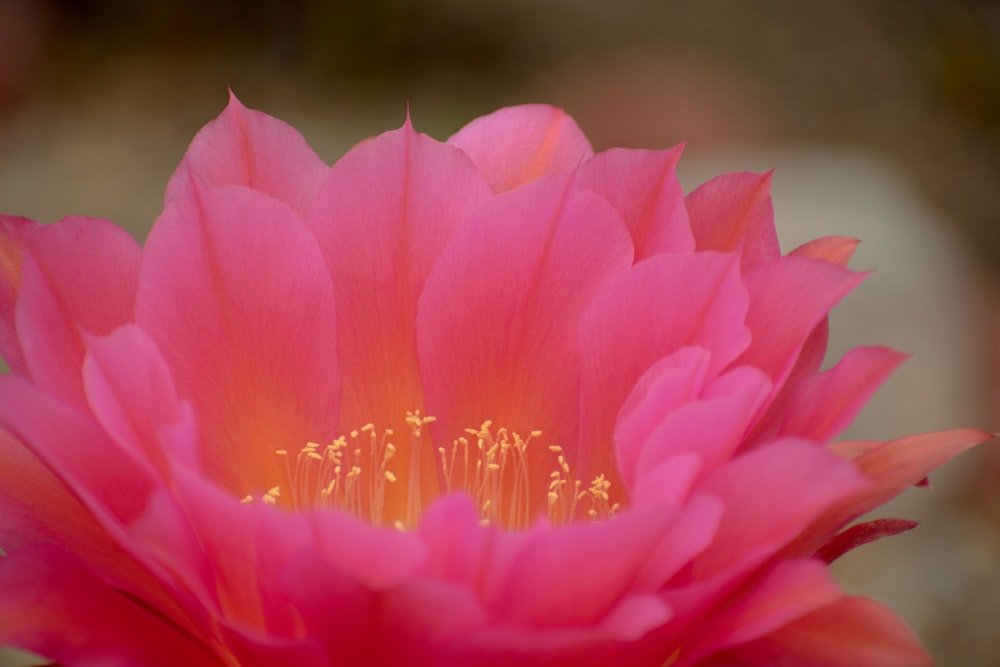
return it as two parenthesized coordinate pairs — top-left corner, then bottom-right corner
(0, 0), (998, 665)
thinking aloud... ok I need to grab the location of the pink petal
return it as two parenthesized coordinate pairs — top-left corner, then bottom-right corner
(13, 216), (141, 406)
(686, 171), (780, 272)
(634, 367), (773, 496)
(576, 252), (751, 488)
(484, 509), (671, 629)
(447, 104), (594, 193)
(0, 376), (157, 529)
(0, 548), (219, 667)
(82, 325), (199, 478)
(691, 439), (869, 580)
(737, 255), (865, 388)
(724, 597), (931, 667)
(165, 91), (328, 218)
(615, 347), (713, 492)
(681, 559), (844, 663)
(135, 184), (340, 498)
(777, 346), (907, 442)
(418, 174), (633, 517)
(305, 119), (493, 518)
(576, 146), (695, 260)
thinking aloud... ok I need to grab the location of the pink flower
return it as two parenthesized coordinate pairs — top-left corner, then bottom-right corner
(0, 95), (989, 666)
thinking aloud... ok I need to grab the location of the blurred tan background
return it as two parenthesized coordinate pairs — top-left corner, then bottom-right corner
(0, 1), (998, 665)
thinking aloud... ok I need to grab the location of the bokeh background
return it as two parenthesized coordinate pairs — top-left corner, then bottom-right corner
(1, 1), (998, 665)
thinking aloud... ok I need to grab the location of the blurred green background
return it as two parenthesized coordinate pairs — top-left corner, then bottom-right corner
(1, 1), (998, 665)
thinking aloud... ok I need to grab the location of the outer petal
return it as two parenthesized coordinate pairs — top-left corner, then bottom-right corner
(776, 346), (907, 442)
(576, 145), (694, 260)
(306, 119), (493, 519)
(576, 252), (751, 489)
(690, 439), (869, 581)
(737, 255), (865, 389)
(788, 428), (993, 558)
(165, 91), (328, 218)
(12, 216), (141, 406)
(447, 104), (594, 193)
(0, 549), (219, 667)
(418, 174), (633, 519)
(721, 597), (931, 667)
(135, 185), (340, 498)
(686, 171), (780, 272)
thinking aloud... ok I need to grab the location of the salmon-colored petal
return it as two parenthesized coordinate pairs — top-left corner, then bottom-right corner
(686, 171), (780, 272)
(447, 104), (594, 193)
(0, 548), (219, 667)
(13, 216), (141, 407)
(576, 252), (750, 488)
(790, 235), (860, 266)
(418, 174), (633, 518)
(723, 596), (931, 667)
(576, 146), (694, 260)
(305, 120), (493, 519)
(777, 346), (907, 442)
(136, 185), (340, 498)
(165, 91), (328, 218)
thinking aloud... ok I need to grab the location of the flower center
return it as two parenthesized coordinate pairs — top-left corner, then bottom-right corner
(242, 411), (619, 530)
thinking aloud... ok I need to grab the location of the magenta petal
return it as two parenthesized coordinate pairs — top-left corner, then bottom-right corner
(13, 216), (141, 406)
(447, 104), (594, 193)
(738, 255), (865, 389)
(692, 439), (869, 580)
(778, 346), (907, 442)
(683, 558), (844, 663)
(576, 251), (750, 486)
(686, 171), (780, 272)
(82, 325), (197, 477)
(0, 548), (218, 667)
(165, 91), (328, 218)
(615, 347), (713, 492)
(576, 146), (694, 260)
(486, 509), (671, 630)
(418, 174), (633, 510)
(136, 184), (340, 497)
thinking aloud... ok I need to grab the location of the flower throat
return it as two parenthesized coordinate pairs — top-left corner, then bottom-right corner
(242, 411), (618, 530)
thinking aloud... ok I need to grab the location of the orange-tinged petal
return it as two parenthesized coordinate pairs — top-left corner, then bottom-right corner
(448, 104), (594, 193)
(136, 184), (340, 498)
(418, 174), (633, 519)
(306, 119), (493, 520)
(686, 171), (780, 272)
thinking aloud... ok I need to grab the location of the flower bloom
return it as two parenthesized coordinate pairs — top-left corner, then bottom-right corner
(0, 95), (989, 666)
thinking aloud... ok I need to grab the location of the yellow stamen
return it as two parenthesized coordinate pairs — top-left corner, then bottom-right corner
(252, 412), (616, 530)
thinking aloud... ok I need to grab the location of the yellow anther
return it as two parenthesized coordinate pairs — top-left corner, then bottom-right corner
(384, 471), (397, 483)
